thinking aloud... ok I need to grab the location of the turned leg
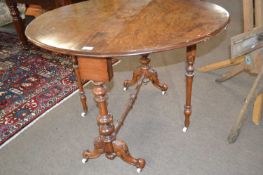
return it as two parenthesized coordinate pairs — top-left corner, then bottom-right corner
(82, 81), (145, 172)
(5, 0), (27, 46)
(123, 54), (168, 94)
(72, 57), (88, 117)
(183, 45), (196, 133)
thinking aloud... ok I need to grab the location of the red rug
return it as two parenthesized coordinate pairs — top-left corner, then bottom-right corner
(0, 32), (79, 146)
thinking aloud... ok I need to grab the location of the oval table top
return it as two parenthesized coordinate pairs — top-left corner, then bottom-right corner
(25, 0), (230, 57)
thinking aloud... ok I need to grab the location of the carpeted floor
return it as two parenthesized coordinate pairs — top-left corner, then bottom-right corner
(0, 0), (263, 175)
(0, 31), (79, 146)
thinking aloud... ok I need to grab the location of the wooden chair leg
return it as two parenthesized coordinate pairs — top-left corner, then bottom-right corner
(252, 93), (263, 125)
(5, 0), (27, 45)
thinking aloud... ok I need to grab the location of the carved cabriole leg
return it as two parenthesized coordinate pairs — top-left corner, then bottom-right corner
(5, 0), (27, 46)
(183, 44), (196, 133)
(72, 56), (88, 117)
(123, 54), (168, 94)
(82, 136), (104, 160)
(113, 140), (145, 172)
(147, 69), (168, 93)
(83, 81), (145, 172)
(123, 54), (148, 89)
(123, 68), (142, 90)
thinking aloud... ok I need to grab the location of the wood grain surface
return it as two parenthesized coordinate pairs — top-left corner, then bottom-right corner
(25, 0), (230, 57)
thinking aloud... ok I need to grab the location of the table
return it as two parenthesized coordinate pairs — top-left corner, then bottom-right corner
(25, 0), (229, 172)
(5, 0), (71, 45)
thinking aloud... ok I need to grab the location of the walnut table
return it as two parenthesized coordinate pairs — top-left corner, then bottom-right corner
(25, 0), (229, 172)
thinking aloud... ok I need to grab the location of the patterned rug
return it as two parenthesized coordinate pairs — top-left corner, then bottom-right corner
(0, 31), (79, 146)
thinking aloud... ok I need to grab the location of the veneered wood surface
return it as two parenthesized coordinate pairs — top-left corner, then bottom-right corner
(25, 0), (230, 57)
(78, 57), (113, 82)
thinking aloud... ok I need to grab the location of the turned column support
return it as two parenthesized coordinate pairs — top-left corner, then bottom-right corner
(183, 44), (196, 132)
(92, 82), (115, 158)
(140, 54), (151, 68)
(82, 81), (145, 172)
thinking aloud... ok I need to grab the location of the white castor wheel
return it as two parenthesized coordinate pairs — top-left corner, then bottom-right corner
(82, 158), (88, 164)
(123, 87), (128, 91)
(161, 91), (166, 95)
(81, 112), (87, 118)
(137, 168), (142, 173)
(182, 127), (188, 133)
